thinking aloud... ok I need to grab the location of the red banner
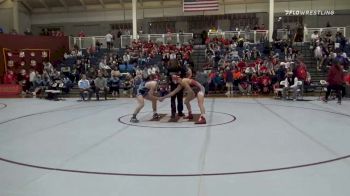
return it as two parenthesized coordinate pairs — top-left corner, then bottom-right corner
(0, 84), (21, 96)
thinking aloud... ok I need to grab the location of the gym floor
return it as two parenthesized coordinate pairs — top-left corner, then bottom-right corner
(0, 97), (349, 196)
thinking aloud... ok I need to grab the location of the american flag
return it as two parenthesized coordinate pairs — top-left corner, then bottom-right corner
(183, 0), (219, 12)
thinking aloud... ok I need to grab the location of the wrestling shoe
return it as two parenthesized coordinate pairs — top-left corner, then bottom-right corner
(177, 113), (185, 117)
(195, 116), (206, 124)
(183, 113), (193, 120)
(321, 97), (328, 103)
(130, 117), (139, 123)
(152, 113), (161, 119)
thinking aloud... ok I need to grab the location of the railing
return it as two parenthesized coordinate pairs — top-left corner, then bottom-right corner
(121, 33), (194, 48)
(276, 27), (346, 42)
(303, 27), (346, 42)
(346, 26), (350, 40)
(207, 30), (268, 43)
(70, 36), (106, 50)
(69, 27), (347, 49)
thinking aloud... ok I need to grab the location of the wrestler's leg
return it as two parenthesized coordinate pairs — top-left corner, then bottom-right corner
(197, 91), (205, 115)
(184, 92), (196, 119)
(145, 95), (159, 119)
(195, 91), (207, 124)
(131, 95), (144, 122)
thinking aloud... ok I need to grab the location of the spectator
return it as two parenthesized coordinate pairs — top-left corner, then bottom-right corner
(314, 42), (323, 71)
(282, 71), (299, 100)
(123, 52), (130, 65)
(17, 69), (30, 95)
(0, 26), (4, 34)
(32, 75), (46, 97)
(10, 29), (18, 35)
(24, 27), (32, 35)
(238, 75), (252, 95)
(94, 71), (109, 100)
(78, 30), (85, 37)
(105, 31), (113, 51)
(195, 70), (209, 95)
(323, 61), (345, 104)
(3, 70), (16, 84)
(29, 69), (37, 90)
(78, 74), (93, 101)
(62, 75), (73, 94)
(224, 67), (234, 96)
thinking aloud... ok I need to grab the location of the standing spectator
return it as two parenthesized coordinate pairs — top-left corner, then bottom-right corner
(314, 42), (323, 71)
(105, 31), (113, 51)
(310, 31), (319, 48)
(24, 27), (32, 35)
(94, 71), (109, 100)
(78, 74), (93, 101)
(78, 30), (85, 37)
(323, 61), (345, 104)
(224, 67), (234, 96)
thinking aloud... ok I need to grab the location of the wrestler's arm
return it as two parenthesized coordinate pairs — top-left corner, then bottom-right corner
(147, 82), (159, 100)
(160, 84), (183, 100)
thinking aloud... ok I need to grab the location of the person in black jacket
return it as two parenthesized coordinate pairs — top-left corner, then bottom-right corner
(167, 59), (186, 119)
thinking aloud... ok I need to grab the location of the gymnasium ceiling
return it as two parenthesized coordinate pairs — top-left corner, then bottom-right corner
(20, 0), (309, 13)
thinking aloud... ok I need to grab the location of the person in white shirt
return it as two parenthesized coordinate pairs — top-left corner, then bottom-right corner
(105, 32), (113, 51)
(169, 52), (177, 60)
(310, 31), (319, 48)
(123, 53), (130, 65)
(282, 72), (299, 100)
(314, 42), (323, 71)
(78, 74), (93, 101)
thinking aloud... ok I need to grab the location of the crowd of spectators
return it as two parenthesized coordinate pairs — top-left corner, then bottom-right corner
(2, 26), (349, 100)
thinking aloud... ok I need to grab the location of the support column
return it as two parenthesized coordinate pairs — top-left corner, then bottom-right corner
(132, 0), (137, 40)
(269, 0), (274, 42)
(13, 0), (20, 33)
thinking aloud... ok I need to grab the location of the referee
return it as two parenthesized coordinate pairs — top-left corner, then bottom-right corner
(167, 59), (186, 119)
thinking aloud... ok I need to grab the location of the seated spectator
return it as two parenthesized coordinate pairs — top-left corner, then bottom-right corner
(32, 75), (46, 97)
(108, 74), (120, 97)
(17, 69), (30, 95)
(78, 74), (93, 101)
(62, 75), (73, 94)
(94, 71), (109, 100)
(238, 75), (252, 95)
(121, 73), (134, 98)
(259, 72), (272, 94)
(3, 70), (16, 84)
(282, 71), (299, 100)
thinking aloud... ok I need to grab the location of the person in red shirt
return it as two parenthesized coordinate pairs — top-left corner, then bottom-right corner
(78, 30), (85, 37)
(3, 70), (16, 84)
(323, 61), (345, 104)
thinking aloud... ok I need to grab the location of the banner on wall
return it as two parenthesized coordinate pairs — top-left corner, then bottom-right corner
(3, 48), (50, 74)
